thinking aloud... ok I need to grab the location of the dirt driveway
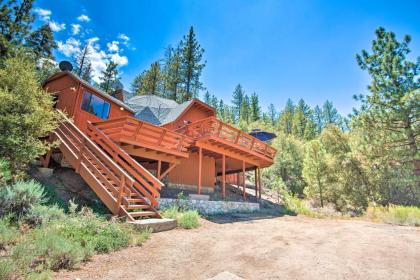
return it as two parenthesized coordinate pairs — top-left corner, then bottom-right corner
(55, 215), (419, 280)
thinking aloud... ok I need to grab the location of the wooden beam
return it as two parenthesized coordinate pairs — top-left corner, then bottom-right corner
(242, 160), (246, 200)
(222, 154), (226, 199)
(258, 167), (261, 199)
(195, 141), (261, 167)
(122, 145), (181, 164)
(157, 160), (161, 179)
(198, 147), (202, 194)
(159, 162), (178, 180)
(254, 168), (258, 197)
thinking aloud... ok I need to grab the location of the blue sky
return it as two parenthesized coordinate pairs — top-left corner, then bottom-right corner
(34, 0), (420, 115)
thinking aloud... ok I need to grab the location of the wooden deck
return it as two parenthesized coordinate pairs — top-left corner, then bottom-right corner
(176, 117), (277, 166)
(92, 116), (194, 160)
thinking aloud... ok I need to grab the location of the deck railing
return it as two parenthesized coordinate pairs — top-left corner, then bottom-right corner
(92, 116), (194, 156)
(176, 117), (277, 160)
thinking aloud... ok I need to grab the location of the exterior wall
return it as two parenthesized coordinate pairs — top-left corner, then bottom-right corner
(73, 86), (132, 132)
(44, 74), (132, 133)
(164, 103), (215, 131)
(168, 152), (215, 188)
(44, 75), (79, 116)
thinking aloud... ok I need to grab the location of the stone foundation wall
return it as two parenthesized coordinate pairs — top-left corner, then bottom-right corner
(157, 198), (260, 215)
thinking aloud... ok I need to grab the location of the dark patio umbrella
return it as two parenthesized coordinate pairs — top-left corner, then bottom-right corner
(249, 129), (277, 142)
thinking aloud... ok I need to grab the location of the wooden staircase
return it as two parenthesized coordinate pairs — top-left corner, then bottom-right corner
(53, 114), (164, 221)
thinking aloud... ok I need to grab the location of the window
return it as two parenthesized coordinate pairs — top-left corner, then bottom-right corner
(81, 91), (110, 119)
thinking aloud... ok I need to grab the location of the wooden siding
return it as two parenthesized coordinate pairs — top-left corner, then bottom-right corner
(168, 153), (215, 188)
(43, 75), (133, 133)
(163, 102), (215, 131)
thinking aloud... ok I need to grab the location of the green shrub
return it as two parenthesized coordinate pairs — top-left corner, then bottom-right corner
(12, 228), (87, 272)
(0, 180), (46, 218)
(283, 195), (322, 218)
(161, 205), (180, 219)
(0, 159), (12, 187)
(365, 205), (420, 226)
(23, 204), (65, 226)
(0, 218), (20, 249)
(178, 210), (200, 229)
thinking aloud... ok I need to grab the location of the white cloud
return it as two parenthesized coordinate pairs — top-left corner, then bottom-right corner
(56, 35), (129, 84)
(57, 37), (81, 57)
(107, 41), (119, 52)
(110, 53), (128, 66)
(71, 24), (81, 35)
(49, 21), (66, 32)
(34, 8), (52, 21)
(118, 34), (130, 42)
(77, 14), (90, 22)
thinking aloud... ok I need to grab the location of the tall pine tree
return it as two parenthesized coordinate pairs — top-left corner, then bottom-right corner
(179, 26), (205, 102)
(232, 84), (245, 122)
(26, 24), (56, 60)
(250, 92), (261, 122)
(99, 60), (120, 94)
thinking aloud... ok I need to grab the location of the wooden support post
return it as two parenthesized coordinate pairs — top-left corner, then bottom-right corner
(258, 167), (261, 199)
(157, 160), (161, 179)
(254, 168), (258, 197)
(222, 154), (226, 199)
(242, 161), (246, 200)
(236, 172), (240, 188)
(198, 147), (202, 194)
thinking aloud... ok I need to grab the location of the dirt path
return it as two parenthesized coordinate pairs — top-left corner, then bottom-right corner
(55, 215), (420, 280)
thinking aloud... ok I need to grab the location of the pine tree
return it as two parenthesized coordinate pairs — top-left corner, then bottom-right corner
(73, 44), (92, 82)
(267, 104), (278, 126)
(0, 0), (35, 59)
(303, 140), (328, 207)
(210, 94), (219, 109)
(279, 99), (295, 135)
(131, 71), (145, 95)
(240, 94), (250, 123)
(99, 60), (120, 94)
(203, 91), (211, 104)
(25, 24), (56, 60)
(354, 27), (420, 185)
(250, 92), (261, 122)
(179, 26), (205, 101)
(292, 99), (311, 138)
(218, 99), (225, 120)
(322, 100), (339, 125)
(134, 62), (163, 96)
(232, 84), (245, 122)
(162, 45), (182, 101)
(313, 105), (324, 134)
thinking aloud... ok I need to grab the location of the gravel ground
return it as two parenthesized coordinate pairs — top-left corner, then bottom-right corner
(55, 215), (420, 280)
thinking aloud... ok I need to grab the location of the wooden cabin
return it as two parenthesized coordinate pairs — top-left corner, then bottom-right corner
(42, 70), (277, 220)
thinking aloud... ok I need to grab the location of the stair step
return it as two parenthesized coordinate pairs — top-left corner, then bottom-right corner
(130, 211), (157, 218)
(127, 198), (145, 203)
(126, 204), (150, 210)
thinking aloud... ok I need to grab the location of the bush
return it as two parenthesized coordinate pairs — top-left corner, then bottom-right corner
(0, 159), (12, 187)
(161, 205), (180, 219)
(0, 54), (59, 175)
(178, 210), (200, 229)
(162, 206), (201, 229)
(23, 204), (65, 226)
(365, 205), (420, 226)
(12, 228), (87, 272)
(0, 259), (15, 280)
(0, 180), (46, 218)
(0, 218), (20, 249)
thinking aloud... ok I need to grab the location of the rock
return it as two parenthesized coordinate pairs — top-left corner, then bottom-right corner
(128, 218), (177, 233)
(189, 194), (210, 201)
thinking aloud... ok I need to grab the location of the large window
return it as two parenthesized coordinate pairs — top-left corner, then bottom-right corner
(81, 91), (110, 119)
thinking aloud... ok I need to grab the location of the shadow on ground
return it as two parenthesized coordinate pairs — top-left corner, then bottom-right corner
(206, 199), (296, 224)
